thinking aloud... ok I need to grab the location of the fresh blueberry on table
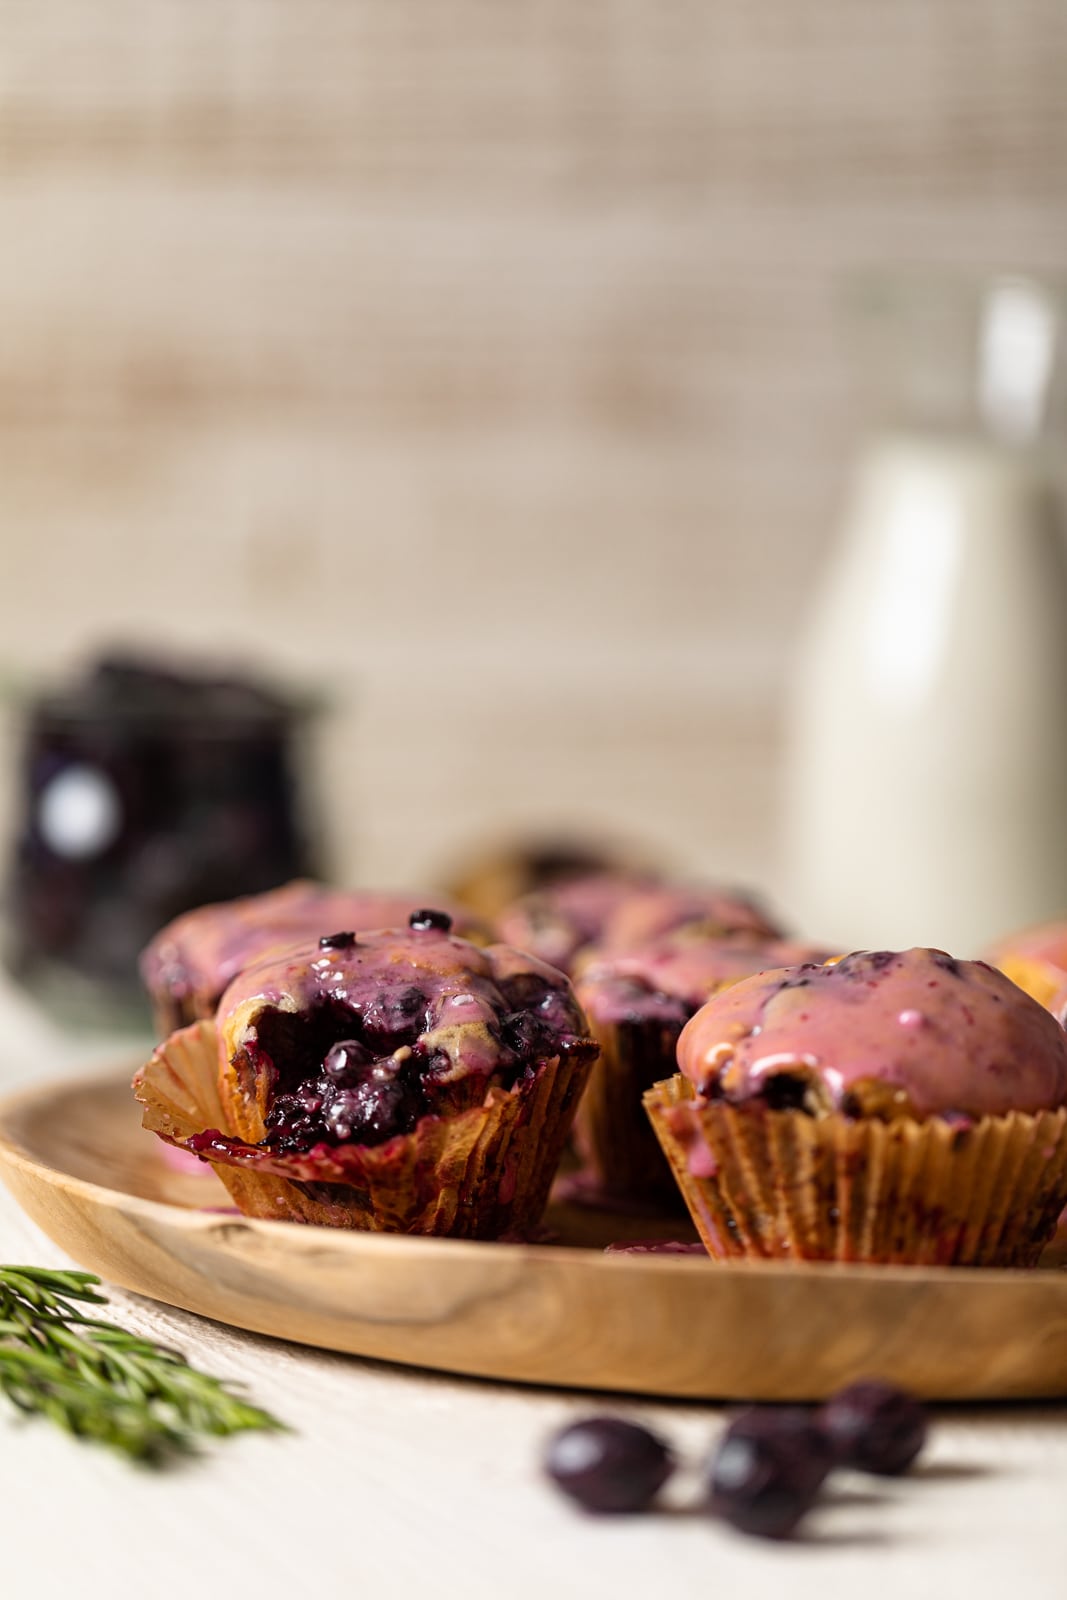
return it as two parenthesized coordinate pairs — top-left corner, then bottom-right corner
(818, 1380), (929, 1475)
(707, 1407), (832, 1539)
(540, 1388), (938, 1538)
(545, 1417), (674, 1514)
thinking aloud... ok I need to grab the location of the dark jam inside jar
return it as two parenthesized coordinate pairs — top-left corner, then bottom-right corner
(2, 652), (323, 1026)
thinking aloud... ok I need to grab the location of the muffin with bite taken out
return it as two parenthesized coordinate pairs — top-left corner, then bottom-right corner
(645, 948), (1067, 1266)
(134, 910), (598, 1238)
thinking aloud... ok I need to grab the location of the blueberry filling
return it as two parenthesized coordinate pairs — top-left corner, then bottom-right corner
(498, 971), (587, 1037)
(262, 1048), (425, 1153)
(243, 1000), (423, 1152)
(408, 908), (452, 932)
(761, 1073), (814, 1113)
(498, 1009), (557, 1059)
(247, 972), (587, 1154)
(359, 984), (430, 1045)
(319, 930), (357, 950)
(322, 1073), (423, 1145)
(322, 1038), (375, 1082)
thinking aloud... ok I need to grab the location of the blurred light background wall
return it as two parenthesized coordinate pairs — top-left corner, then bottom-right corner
(2, 4), (1066, 894)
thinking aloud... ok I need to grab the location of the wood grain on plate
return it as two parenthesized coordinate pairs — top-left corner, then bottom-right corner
(0, 1070), (1065, 1401)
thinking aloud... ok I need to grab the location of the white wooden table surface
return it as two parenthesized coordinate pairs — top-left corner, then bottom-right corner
(0, 969), (1064, 1600)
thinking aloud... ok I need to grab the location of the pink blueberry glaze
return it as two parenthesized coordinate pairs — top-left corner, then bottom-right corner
(209, 918), (596, 1153)
(496, 871), (661, 973)
(677, 947), (1067, 1121)
(497, 872), (781, 975)
(577, 933), (835, 1028)
(141, 880), (478, 1013)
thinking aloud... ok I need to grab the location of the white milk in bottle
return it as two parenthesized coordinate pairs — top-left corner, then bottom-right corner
(783, 277), (1067, 953)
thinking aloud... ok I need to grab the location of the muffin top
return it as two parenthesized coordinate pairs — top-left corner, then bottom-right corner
(141, 880), (478, 1010)
(217, 911), (596, 1150)
(577, 933), (834, 1029)
(495, 871), (658, 972)
(445, 835), (646, 921)
(497, 872), (780, 975)
(598, 884), (781, 955)
(677, 947), (1067, 1121)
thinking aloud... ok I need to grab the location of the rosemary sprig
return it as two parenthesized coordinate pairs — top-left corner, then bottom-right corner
(0, 1265), (284, 1463)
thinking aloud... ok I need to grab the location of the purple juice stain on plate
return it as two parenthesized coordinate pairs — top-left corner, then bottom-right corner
(604, 1240), (707, 1256)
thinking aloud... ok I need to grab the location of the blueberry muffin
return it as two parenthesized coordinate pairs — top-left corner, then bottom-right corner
(645, 948), (1067, 1266)
(140, 880), (481, 1035)
(497, 873), (781, 977)
(445, 837), (648, 922)
(134, 911), (598, 1237)
(574, 933), (832, 1208)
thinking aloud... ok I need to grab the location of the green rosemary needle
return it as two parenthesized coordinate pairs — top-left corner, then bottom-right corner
(0, 1265), (284, 1463)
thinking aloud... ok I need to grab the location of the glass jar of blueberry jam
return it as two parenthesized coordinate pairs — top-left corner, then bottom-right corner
(2, 653), (325, 1027)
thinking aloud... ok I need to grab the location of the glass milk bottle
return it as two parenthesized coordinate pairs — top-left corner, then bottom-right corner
(783, 276), (1067, 954)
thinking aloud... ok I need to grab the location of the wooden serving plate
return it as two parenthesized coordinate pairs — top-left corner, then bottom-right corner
(1, 1069), (1066, 1401)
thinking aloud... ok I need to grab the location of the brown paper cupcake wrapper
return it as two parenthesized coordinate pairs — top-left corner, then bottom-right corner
(644, 1074), (1067, 1267)
(134, 1020), (594, 1238)
(574, 1017), (688, 1211)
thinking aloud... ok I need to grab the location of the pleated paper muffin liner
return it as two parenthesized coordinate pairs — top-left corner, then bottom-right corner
(133, 1020), (595, 1238)
(574, 1017), (688, 1211)
(644, 1073), (1067, 1267)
